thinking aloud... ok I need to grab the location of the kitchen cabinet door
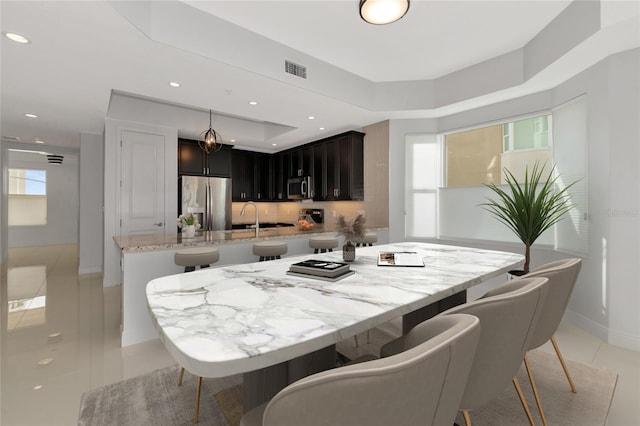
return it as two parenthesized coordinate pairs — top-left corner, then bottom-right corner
(312, 131), (364, 201)
(231, 150), (255, 201)
(206, 145), (231, 177)
(179, 138), (231, 177)
(178, 139), (206, 175)
(312, 143), (326, 200)
(255, 154), (273, 201)
(274, 152), (287, 201)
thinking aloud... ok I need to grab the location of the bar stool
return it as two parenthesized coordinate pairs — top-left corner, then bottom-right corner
(354, 232), (378, 247)
(253, 241), (288, 261)
(174, 247), (220, 273)
(309, 236), (339, 254)
(174, 247), (220, 423)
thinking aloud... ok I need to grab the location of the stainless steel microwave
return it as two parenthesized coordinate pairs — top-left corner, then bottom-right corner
(287, 176), (312, 200)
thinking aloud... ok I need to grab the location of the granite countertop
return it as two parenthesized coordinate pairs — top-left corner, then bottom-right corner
(114, 225), (387, 253)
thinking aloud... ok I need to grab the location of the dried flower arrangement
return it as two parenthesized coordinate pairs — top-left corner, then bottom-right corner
(335, 213), (366, 242)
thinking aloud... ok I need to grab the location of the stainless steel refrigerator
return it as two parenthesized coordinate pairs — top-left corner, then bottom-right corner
(179, 176), (232, 231)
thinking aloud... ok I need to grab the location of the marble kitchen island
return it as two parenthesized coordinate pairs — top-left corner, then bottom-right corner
(114, 226), (389, 347)
(146, 242), (524, 412)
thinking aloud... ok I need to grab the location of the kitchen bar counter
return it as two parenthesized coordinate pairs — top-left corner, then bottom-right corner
(116, 226), (389, 347)
(114, 225), (384, 253)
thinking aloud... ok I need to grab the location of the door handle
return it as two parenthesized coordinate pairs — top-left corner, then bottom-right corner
(153, 222), (164, 226)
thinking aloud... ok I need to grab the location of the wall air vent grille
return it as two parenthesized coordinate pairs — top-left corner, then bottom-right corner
(285, 60), (307, 79)
(47, 154), (64, 165)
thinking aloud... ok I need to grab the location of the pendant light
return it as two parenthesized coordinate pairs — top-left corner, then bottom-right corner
(359, 0), (410, 25)
(199, 109), (222, 154)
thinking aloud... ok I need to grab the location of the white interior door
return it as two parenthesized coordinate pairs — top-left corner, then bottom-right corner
(120, 130), (166, 236)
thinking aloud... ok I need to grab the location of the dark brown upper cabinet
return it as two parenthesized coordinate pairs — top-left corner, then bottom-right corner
(178, 138), (231, 177)
(313, 131), (364, 201)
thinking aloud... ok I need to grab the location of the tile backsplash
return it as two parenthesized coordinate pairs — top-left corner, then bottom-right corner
(231, 201), (366, 226)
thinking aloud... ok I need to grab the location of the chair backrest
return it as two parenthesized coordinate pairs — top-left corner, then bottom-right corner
(261, 314), (481, 426)
(443, 277), (549, 411)
(524, 258), (582, 349)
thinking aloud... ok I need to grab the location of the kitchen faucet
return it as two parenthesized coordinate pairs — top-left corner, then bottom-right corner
(240, 201), (259, 237)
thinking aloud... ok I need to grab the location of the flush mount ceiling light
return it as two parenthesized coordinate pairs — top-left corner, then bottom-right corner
(25, 113), (38, 118)
(47, 154), (63, 165)
(359, 0), (410, 25)
(199, 109), (223, 154)
(169, 81), (181, 87)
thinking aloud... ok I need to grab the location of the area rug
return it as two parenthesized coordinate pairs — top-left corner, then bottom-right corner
(78, 365), (241, 426)
(78, 349), (616, 425)
(453, 349), (618, 426)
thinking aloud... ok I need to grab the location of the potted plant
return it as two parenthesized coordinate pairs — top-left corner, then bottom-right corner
(177, 213), (201, 238)
(482, 162), (577, 274)
(336, 213), (366, 262)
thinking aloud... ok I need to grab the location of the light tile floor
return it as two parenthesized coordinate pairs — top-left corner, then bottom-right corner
(0, 244), (637, 425)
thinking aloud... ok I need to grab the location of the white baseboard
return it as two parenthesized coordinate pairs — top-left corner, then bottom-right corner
(78, 266), (102, 276)
(564, 309), (640, 352)
(608, 328), (640, 352)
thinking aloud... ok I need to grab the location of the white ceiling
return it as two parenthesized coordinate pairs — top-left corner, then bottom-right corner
(1, 1), (638, 152)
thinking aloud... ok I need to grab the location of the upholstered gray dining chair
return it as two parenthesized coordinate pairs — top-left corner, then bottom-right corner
(482, 258), (581, 426)
(381, 276), (549, 426)
(240, 313), (481, 426)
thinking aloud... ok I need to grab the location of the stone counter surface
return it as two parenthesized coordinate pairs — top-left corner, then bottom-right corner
(114, 225), (386, 253)
(146, 242), (524, 378)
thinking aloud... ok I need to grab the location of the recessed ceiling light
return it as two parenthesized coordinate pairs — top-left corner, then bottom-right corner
(169, 81), (181, 88)
(4, 32), (30, 44)
(25, 113), (38, 118)
(272, 143), (277, 147)
(35, 139), (44, 144)
(33, 385), (43, 391)
(230, 139), (236, 143)
(37, 358), (54, 366)
(319, 127), (325, 130)
(308, 116), (315, 120)
(248, 101), (258, 106)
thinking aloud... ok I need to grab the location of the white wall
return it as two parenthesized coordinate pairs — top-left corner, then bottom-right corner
(388, 48), (640, 351)
(79, 132), (104, 275)
(7, 150), (79, 247)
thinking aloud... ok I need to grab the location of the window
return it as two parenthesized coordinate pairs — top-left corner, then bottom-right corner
(445, 114), (553, 187)
(8, 169), (47, 226)
(405, 134), (439, 239)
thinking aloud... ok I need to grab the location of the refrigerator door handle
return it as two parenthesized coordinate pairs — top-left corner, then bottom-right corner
(204, 181), (209, 231)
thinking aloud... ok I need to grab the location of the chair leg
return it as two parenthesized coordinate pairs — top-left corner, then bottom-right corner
(194, 376), (202, 423)
(462, 410), (472, 426)
(551, 336), (577, 393)
(314, 248), (318, 254)
(178, 367), (185, 386)
(513, 377), (535, 426)
(524, 354), (548, 426)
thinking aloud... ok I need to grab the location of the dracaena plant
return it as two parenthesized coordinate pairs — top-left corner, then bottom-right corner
(482, 162), (577, 273)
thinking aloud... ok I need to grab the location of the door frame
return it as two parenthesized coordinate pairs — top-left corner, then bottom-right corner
(103, 119), (177, 287)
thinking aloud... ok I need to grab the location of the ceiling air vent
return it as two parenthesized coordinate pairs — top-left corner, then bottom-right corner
(285, 60), (307, 79)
